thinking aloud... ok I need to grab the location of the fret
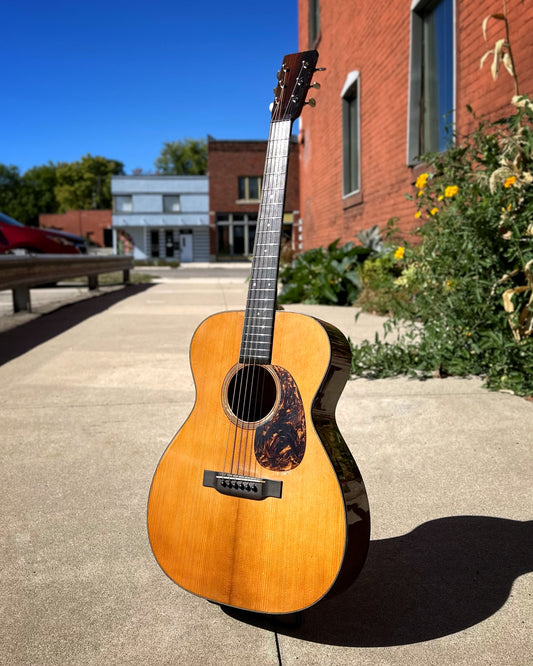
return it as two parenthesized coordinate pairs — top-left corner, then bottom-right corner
(239, 118), (291, 364)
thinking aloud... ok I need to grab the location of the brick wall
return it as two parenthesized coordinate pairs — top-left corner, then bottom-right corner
(39, 210), (112, 247)
(456, 0), (533, 132)
(297, 0), (533, 250)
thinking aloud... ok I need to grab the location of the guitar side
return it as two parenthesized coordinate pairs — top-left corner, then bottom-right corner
(147, 310), (370, 614)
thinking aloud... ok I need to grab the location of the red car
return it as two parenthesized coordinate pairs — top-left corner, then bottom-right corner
(0, 211), (87, 255)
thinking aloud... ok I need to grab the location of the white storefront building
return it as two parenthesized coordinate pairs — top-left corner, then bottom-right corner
(111, 175), (209, 262)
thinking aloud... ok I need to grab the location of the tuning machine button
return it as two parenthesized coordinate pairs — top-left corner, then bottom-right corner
(305, 98), (317, 108)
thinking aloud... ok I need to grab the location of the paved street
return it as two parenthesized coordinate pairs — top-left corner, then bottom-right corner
(1, 267), (531, 665)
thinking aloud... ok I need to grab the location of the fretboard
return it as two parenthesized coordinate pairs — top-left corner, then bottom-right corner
(239, 119), (292, 364)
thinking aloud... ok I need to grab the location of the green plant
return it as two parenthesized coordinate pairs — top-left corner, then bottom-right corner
(353, 224), (420, 317)
(278, 238), (373, 305)
(480, 1), (520, 96)
(351, 98), (533, 396)
(356, 224), (385, 253)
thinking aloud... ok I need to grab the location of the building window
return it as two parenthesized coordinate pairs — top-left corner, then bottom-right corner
(216, 213), (257, 257)
(114, 195), (132, 212)
(309, 0), (320, 46)
(163, 195), (181, 212)
(341, 70), (360, 197)
(408, 0), (455, 163)
(238, 177), (262, 202)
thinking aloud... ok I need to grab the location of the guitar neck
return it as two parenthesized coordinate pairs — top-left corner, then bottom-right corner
(239, 119), (293, 364)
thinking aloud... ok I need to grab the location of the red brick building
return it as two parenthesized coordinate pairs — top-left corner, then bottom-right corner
(207, 137), (300, 259)
(39, 209), (112, 247)
(297, 0), (533, 249)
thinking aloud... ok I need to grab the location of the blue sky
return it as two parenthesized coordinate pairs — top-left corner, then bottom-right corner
(3, 0), (298, 175)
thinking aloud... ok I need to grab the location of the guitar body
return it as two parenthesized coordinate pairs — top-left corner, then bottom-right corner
(147, 310), (370, 614)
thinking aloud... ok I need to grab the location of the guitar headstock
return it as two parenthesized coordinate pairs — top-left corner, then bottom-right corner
(271, 50), (321, 123)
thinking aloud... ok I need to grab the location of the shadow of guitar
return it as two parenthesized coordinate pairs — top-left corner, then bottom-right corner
(223, 515), (532, 646)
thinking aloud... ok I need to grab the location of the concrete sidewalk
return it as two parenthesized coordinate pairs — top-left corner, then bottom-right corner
(1, 275), (531, 665)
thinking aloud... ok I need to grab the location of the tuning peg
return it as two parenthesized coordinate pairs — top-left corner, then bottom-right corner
(305, 98), (317, 107)
(311, 82), (321, 90)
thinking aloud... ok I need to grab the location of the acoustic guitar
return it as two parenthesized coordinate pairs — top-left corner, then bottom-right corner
(147, 50), (370, 615)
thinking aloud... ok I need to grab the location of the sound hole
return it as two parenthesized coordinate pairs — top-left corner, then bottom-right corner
(227, 365), (277, 424)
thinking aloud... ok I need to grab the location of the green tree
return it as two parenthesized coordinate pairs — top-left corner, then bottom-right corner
(0, 163), (61, 225)
(55, 154), (124, 211)
(154, 138), (207, 175)
(0, 164), (27, 222)
(21, 163), (60, 225)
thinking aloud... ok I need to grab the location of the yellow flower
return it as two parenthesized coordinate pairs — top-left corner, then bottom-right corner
(394, 246), (405, 260)
(444, 185), (458, 197)
(415, 173), (429, 189)
(430, 207), (438, 216)
(414, 211), (422, 219)
(438, 195), (444, 201)
(504, 176), (516, 188)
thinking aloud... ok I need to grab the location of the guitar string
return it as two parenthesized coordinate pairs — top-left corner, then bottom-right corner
(237, 122), (275, 476)
(225, 75), (292, 479)
(235, 119), (277, 475)
(240, 117), (292, 477)
(248, 122), (280, 475)
(239, 62), (306, 479)
(241, 119), (287, 477)
(220, 59), (311, 480)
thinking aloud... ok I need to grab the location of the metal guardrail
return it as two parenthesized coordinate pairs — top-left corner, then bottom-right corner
(0, 254), (134, 313)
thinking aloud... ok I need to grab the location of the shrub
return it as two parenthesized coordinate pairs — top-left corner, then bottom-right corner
(354, 223), (417, 317)
(278, 238), (372, 305)
(351, 98), (533, 397)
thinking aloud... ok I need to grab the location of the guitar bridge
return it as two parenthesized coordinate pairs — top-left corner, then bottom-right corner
(203, 470), (282, 500)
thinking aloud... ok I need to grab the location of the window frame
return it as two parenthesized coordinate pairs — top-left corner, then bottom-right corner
(237, 176), (262, 203)
(114, 195), (133, 212)
(407, 0), (456, 165)
(216, 212), (258, 257)
(163, 195), (181, 212)
(309, 0), (320, 47)
(341, 70), (361, 199)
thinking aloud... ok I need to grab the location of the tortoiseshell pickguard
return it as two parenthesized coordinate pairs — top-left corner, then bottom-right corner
(254, 365), (306, 471)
